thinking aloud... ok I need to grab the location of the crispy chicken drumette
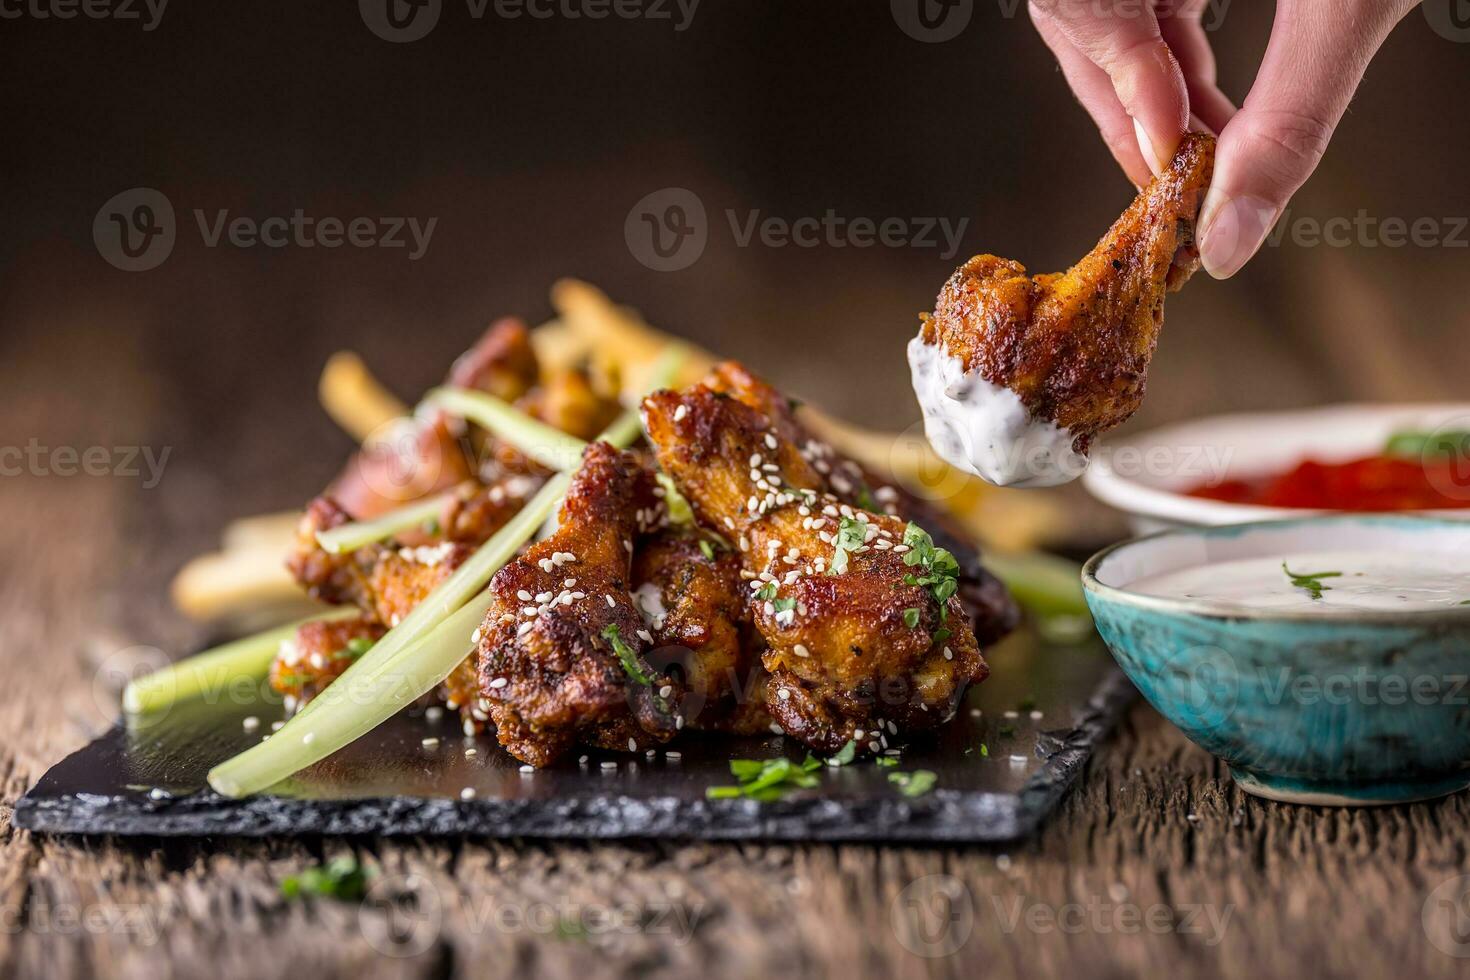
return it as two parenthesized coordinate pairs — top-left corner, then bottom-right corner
(910, 133), (1215, 487)
(704, 361), (1019, 646)
(643, 382), (987, 754)
(630, 529), (767, 731)
(474, 442), (681, 767)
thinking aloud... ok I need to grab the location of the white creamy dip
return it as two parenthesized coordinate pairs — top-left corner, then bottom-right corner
(1129, 550), (1470, 614)
(907, 336), (1087, 488)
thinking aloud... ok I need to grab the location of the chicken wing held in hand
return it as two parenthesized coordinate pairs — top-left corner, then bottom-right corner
(910, 133), (1215, 488)
(643, 382), (987, 755)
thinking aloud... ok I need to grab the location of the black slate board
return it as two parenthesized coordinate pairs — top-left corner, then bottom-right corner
(16, 627), (1132, 842)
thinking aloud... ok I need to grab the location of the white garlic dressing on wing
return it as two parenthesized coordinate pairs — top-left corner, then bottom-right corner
(907, 336), (1087, 488)
(1129, 551), (1470, 614)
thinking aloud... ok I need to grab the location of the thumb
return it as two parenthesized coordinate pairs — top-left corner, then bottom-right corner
(1197, 0), (1417, 279)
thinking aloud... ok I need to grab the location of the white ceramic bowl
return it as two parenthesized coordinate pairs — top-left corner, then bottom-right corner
(1081, 403), (1470, 533)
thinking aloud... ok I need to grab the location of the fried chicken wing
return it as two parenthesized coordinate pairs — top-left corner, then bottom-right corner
(910, 133), (1215, 487)
(475, 442), (681, 766)
(643, 382), (987, 754)
(630, 530), (763, 729)
(703, 361), (1019, 645)
(269, 615), (386, 705)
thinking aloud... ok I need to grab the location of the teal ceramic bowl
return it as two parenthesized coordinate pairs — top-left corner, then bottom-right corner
(1082, 516), (1470, 806)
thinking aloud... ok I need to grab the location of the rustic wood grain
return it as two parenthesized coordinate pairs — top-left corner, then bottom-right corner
(3, 317), (1469, 980)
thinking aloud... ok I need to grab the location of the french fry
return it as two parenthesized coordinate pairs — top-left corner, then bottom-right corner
(319, 351), (409, 442)
(219, 511), (301, 553)
(170, 546), (319, 622)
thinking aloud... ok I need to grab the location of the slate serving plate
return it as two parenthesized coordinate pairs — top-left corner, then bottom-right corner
(17, 626), (1132, 842)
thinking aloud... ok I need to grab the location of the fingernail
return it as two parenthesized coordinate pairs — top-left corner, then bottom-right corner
(1133, 118), (1166, 176)
(1198, 193), (1279, 280)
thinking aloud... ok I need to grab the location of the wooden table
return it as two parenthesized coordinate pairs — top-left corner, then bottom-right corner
(4, 301), (1469, 980)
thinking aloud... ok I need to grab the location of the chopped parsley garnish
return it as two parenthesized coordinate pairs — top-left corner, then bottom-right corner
(699, 539), (717, 561)
(1283, 562), (1343, 601)
(999, 723), (1016, 737)
(825, 740), (857, 767)
(601, 624), (652, 686)
(875, 756), (899, 768)
(755, 581), (779, 602)
(902, 607), (921, 629)
(332, 636), (376, 661)
(280, 855), (373, 902)
(826, 516), (868, 575)
(979, 743), (989, 757)
(772, 597), (797, 615)
(706, 755), (823, 802)
(855, 485), (880, 511)
(900, 523), (961, 626)
(888, 769), (938, 798)
(1017, 695), (1037, 712)
(420, 517), (441, 536)
(1384, 429), (1470, 459)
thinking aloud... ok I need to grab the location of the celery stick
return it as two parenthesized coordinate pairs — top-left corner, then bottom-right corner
(207, 589), (495, 798)
(207, 473), (568, 793)
(122, 608), (359, 715)
(984, 552), (1091, 619)
(424, 387), (588, 470)
(315, 492), (454, 555)
(290, 472), (572, 725)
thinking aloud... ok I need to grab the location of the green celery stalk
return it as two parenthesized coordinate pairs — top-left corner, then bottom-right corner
(315, 492), (454, 555)
(207, 588), (497, 798)
(122, 608), (359, 715)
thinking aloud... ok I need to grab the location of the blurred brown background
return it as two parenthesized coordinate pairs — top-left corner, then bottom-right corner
(2, 0), (1468, 566)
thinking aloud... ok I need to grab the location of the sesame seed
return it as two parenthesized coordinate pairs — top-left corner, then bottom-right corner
(422, 737), (440, 748)
(517, 590), (533, 602)
(628, 737), (638, 752)
(461, 787), (477, 799)
(637, 629), (653, 643)
(793, 644), (809, 657)
(519, 764), (535, 774)
(488, 677), (508, 689)
(1003, 710), (1019, 719)
(659, 685), (673, 698)
(943, 647), (953, 661)
(242, 716), (260, 732)
(674, 404), (688, 421)
(465, 747), (478, 757)
(601, 761), (618, 770)
(778, 688), (791, 701)
(666, 751), (682, 762)
(302, 732), (316, 745)
(463, 719), (476, 735)
(149, 788), (168, 800)
(517, 622), (533, 636)
(1030, 710), (1044, 721)
(271, 720), (284, 732)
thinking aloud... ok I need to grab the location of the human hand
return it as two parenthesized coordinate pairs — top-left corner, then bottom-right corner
(1027, 0), (1420, 278)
